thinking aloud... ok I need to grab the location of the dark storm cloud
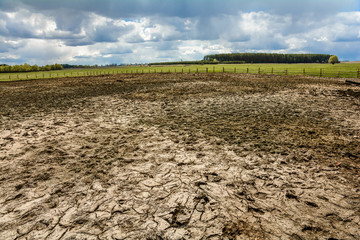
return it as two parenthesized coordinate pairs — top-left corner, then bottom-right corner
(1, 0), (357, 18)
(0, 0), (240, 18)
(0, 41), (10, 53)
(50, 9), (90, 33)
(335, 35), (360, 42)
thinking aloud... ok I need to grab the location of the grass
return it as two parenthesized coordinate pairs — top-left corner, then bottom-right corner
(0, 63), (359, 81)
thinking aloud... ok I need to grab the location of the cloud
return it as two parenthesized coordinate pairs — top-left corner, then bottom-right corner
(0, 9), (137, 46)
(85, 14), (135, 43)
(0, 39), (91, 65)
(1, 0), (358, 18)
(0, 9), (82, 41)
(0, 0), (360, 64)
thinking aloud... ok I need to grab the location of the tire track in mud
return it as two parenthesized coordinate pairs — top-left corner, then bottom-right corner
(1, 74), (360, 239)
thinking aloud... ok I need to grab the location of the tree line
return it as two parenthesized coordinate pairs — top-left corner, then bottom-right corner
(149, 60), (218, 66)
(148, 60), (247, 66)
(0, 63), (63, 73)
(61, 64), (121, 69)
(0, 63), (127, 73)
(203, 53), (332, 64)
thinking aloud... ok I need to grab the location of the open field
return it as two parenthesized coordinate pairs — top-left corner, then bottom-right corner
(1, 73), (360, 239)
(0, 63), (360, 81)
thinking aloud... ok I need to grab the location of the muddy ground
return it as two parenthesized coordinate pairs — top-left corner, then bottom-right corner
(0, 73), (360, 240)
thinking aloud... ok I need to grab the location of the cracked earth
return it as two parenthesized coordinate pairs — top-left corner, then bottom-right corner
(0, 73), (360, 239)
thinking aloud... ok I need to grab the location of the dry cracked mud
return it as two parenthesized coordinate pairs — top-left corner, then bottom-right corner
(1, 73), (360, 239)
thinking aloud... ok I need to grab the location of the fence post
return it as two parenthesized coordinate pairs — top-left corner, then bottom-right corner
(196, 68), (198, 73)
(303, 69), (305, 76)
(9, 75), (10, 80)
(189, 68), (190, 73)
(357, 69), (360, 78)
(247, 68), (249, 73)
(234, 67), (236, 73)
(320, 69), (322, 77)
(258, 68), (260, 74)
(182, 68), (184, 73)
(206, 68), (208, 73)
(213, 66), (215, 73)
(285, 69), (288, 75)
(223, 67), (225, 73)
(272, 68), (274, 74)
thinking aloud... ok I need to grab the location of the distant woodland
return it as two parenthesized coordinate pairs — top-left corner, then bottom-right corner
(203, 53), (332, 63)
(0, 63), (63, 73)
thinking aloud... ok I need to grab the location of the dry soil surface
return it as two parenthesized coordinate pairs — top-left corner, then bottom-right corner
(1, 73), (360, 240)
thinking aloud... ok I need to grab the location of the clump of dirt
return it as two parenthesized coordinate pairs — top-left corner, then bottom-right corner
(222, 220), (265, 239)
(1, 73), (360, 239)
(337, 88), (360, 98)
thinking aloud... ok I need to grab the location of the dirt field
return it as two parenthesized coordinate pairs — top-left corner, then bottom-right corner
(1, 73), (359, 240)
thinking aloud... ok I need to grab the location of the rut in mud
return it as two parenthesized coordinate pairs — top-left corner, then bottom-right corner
(0, 73), (360, 239)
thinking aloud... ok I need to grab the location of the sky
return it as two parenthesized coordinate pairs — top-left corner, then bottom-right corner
(0, 0), (360, 65)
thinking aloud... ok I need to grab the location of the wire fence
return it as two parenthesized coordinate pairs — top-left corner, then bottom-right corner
(2, 67), (360, 81)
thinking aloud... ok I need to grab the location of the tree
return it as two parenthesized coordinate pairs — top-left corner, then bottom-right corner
(328, 55), (340, 64)
(23, 63), (31, 72)
(31, 64), (39, 71)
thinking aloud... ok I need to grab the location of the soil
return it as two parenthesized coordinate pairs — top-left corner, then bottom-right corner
(0, 73), (360, 240)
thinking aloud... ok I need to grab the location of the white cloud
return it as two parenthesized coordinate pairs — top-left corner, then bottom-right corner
(336, 11), (360, 24)
(0, 39), (93, 65)
(285, 38), (308, 51)
(178, 41), (232, 59)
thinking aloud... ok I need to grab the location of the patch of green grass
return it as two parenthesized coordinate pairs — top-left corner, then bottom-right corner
(0, 68), (121, 81)
(0, 63), (359, 81)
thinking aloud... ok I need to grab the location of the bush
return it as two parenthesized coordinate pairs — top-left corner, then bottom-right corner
(328, 55), (340, 64)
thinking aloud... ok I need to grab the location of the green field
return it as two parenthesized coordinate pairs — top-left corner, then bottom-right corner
(1, 63), (359, 81)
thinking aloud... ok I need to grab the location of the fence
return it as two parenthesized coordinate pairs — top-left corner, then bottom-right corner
(2, 67), (360, 81)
